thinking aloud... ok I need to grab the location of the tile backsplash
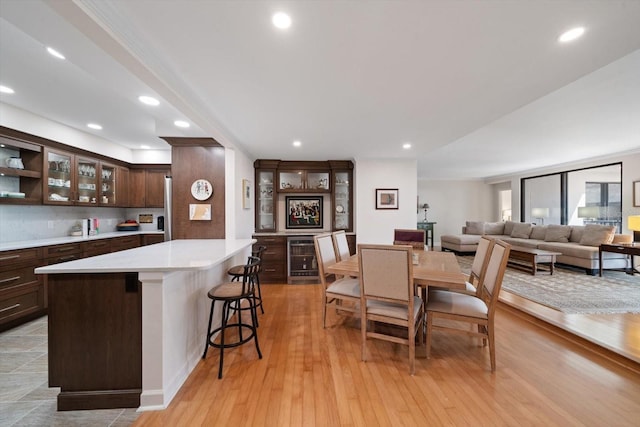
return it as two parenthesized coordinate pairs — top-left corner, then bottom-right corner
(0, 205), (163, 243)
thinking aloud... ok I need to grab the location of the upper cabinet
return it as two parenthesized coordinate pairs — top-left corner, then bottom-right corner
(278, 169), (330, 193)
(254, 159), (354, 232)
(129, 168), (169, 208)
(0, 136), (43, 204)
(329, 160), (353, 232)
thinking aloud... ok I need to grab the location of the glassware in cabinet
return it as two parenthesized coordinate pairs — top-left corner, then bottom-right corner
(76, 157), (98, 204)
(333, 170), (351, 231)
(45, 149), (73, 203)
(100, 164), (117, 205)
(256, 170), (275, 231)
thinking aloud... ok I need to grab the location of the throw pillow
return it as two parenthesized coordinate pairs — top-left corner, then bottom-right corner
(484, 222), (505, 235)
(465, 221), (485, 235)
(570, 226), (585, 243)
(544, 225), (572, 243)
(579, 224), (616, 246)
(529, 225), (547, 240)
(503, 221), (517, 236)
(510, 222), (532, 239)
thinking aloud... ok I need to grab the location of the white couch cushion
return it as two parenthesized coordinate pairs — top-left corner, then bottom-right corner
(510, 222), (532, 239)
(484, 222), (505, 235)
(579, 224), (616, 246)
(530, 225), (547, 240)
(465, 221), (485, 235)
(545, 225), (572, 243)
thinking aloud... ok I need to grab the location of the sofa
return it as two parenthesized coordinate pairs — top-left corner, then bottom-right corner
(441, 220), (631, 274)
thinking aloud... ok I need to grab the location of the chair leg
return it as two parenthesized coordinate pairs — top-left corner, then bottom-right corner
(218, 300), (230, 379)
(322, 295), (328, 328)
(249, 293), (262, 359)
(202, 299), (215, 359)
(409, 323), (416, 375)
(426, 312), (433, 359)
(361, 312), (368, 362)
(488, 320), (496, 372)
(255, 274), (264, 314)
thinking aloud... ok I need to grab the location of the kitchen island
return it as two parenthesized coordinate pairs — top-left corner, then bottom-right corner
(35, 238), (255, 412)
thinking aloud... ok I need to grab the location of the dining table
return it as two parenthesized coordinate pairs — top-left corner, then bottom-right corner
(326, 249), (467, 292)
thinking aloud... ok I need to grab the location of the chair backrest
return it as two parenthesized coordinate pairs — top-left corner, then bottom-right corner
(332, 230), (351, 261)
(470, 237), (494, 284)
(252, 245), (267, 272)
(393, 229), (426, 250)
(478, 240), (511, 312)
(240, 256), (261, 295)
(358, 244), (413, 303)
(314, 233), (338, 286)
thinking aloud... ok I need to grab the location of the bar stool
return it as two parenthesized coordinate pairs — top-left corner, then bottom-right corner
(202, 256), (262, 379)
(227, 245), (266, 314)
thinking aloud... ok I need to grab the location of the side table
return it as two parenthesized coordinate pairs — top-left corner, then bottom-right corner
(599, 243), (640, 276)
(417, 222), (436, 250)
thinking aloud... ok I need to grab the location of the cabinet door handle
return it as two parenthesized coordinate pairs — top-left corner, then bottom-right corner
(0, 303), (20, 313)
(55, 247), (77, 253)
(0, 275), (20, 284)
(0, 255), (20, 262)
(57, 255), (77, 262)
(264, 268), (276, 272)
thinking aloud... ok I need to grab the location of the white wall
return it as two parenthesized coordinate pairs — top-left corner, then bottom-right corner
(418, 179), (493, 245)
(355, 158), (417, 245)
(1, 103), (136, 163)
(227, 147), (255, 239)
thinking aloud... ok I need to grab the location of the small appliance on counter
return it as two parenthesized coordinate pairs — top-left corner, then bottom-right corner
(157, 215), (165, 231)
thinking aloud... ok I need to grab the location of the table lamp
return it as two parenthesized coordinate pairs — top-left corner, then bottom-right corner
(422, 203), (430, 222)
(531, 207), (549, 225)
(629, 215), (640, 242)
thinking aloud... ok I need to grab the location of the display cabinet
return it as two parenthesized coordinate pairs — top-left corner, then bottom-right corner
(99, 163), (117, 206)
(332, 162), (353, 231)
(254, 160), (278, 232)
(76, 155), (99, 205)
(44, 148), (74, 204)
(0, 136), (42, 204)
(278, 169), (330, 192)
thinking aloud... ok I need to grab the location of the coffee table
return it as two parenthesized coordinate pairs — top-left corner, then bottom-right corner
(507, 246), (562, 275)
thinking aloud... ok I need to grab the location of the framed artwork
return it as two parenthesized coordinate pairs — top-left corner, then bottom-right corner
(634, 181), (640, 207)
(242, 179), (251, 209)
(191, 179), (213, 201)
(376, 188), (398, 209)
(286, 196), (323, 229)
(189, 204), (211, 220)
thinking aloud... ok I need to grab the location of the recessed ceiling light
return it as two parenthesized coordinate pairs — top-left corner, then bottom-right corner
(403, 143), (412, 149)
(293, 140), (301, 147)
(87, 123), (102, 130)
(174, 120), (190, 128)
(272, 12), (291, 29)
(558, 27), (585, 43)
(138, 95), (159, 106)
(140, 145), (151, 149)
(0, 85), (14, 94)
(46, 46), (65, 60)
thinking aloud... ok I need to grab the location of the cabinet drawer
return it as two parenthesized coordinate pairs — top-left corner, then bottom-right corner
(111, 235), (140, 251)
(83, 240), (112, 257)
(260, 264), (286, 283)
(0, 266), (38, 291)
(0, 247), (43, 271)
(46, 253), (82, 265)
(45, 243), (82, 258)
(0, 283), (44, 324)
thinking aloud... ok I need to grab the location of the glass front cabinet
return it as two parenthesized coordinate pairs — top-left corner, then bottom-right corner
(255, 162), (277, 232)
(44, 148), (121, 206)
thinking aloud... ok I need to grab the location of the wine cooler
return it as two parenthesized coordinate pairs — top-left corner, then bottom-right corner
(287, 236), (318, 283)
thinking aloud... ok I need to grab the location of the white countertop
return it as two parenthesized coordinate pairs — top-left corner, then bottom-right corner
(35, 239), (256, 274)
(0, 231), (164, 252)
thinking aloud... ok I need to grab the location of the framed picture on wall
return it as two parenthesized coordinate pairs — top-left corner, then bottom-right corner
(286, 196), (323, 229)
(242, 179), (251, 209)
(634, 181), (640, 207)
(376, 188), (399, 209)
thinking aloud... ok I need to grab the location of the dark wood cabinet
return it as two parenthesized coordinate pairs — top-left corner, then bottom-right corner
(128, 168), (169, 208)
(0, 247), (45, 332)
(253, 235), (286, 283)
(0, 135), (43, 204)
(142, 234), (164, 246)
(255, 160), (278, 232)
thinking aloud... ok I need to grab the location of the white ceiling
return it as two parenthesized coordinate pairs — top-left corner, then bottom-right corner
(1, 1), (639, 180)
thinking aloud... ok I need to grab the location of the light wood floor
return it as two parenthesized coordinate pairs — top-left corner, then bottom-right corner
(133, 284), (640, 426)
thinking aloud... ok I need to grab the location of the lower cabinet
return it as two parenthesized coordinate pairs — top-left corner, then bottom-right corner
(141, 234), (164, 246)
(253, 235), (286, 283)
(0, 247), (45, 332)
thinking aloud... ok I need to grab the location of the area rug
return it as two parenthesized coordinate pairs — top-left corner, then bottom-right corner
(456, 256), (640, 314)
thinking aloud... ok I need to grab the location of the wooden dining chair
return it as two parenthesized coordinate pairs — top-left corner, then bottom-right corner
(358, 244), (424, 375)
(393, 229), (426, 250)
(425, 240), (511, 371)
(331, 230), (351, 262)
(314, 233), (360, 328)
(461, 236), (495, 295)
